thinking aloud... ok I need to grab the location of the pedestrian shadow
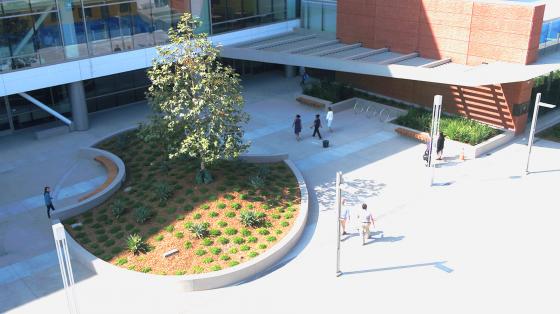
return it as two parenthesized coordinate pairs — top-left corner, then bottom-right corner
(364, 235), (405, 245)
(316, 178), (386, 211)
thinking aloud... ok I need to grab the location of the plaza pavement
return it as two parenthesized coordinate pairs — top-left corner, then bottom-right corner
(1, 72), (560, 313)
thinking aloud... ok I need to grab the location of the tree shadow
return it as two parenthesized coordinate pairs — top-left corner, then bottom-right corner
(315, 178), (386, 212)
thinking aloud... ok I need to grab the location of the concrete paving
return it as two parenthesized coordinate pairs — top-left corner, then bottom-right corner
(1, 71), (559, 314)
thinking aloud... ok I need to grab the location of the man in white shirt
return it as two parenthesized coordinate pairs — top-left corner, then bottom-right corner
(326, 107), (334, 132)
(339, 198), (350, 235)
(357, 203), (374, 245)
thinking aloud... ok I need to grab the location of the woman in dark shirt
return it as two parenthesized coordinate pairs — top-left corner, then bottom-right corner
(436, 131), (445, 160)
(293, 114), (302, 141)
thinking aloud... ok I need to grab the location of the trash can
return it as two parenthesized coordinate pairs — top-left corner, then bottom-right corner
(323, 140), (329, 148)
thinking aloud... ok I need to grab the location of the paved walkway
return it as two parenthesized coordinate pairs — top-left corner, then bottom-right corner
(1, 72), (560, 313)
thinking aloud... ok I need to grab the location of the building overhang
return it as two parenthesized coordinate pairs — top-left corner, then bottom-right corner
(220, 30), (560, 87)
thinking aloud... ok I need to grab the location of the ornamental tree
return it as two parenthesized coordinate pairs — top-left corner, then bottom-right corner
(141, 13), (249, 183)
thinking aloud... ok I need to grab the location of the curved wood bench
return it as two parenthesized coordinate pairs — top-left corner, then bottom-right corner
(78, 156), (119, 202)
(395, 127), (430, 143)
(296, 95), (330, 110)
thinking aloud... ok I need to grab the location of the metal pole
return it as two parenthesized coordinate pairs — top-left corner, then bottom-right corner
(52, 222), (79, 314)
(336, 171), (342, 276)
(525, 93), (541, 175)
(18, 92), (73, 126)
(429, 95), (442, 185)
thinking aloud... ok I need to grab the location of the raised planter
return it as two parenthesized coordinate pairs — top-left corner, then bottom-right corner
(393, 125), (514, 159)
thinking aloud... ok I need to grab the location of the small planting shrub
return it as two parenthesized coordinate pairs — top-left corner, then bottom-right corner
(224, 228), (238, 235)
(183, 204), (193, 212)
(280, 221), (289, 227)
(249, 175), (265, 190)
(202, 238), (214, 246)
(192, 266), (204, 274)
(272, 214), (281, 219)
(231, 202), (242, 210)
(258, 244), (267, 249)
(134, 206), (152, 224)
(127, 234), (148, 255)
(229, 247), (238, 254)
(284, 213), (294, 219)
(239, 245), (250, 251)
(176, 214), (185, 221)
(195, 249), (207, 256)
(193, 213), (202, 220)
(200, 204), (210, 210)
(210, 265), (222, 271)
(141, 267), (152, 273)
(220, 254), (231, 261)
(207, 194), (217, 201)
(202, 257), (214, 264)
(154, 181), (173, 202)
(241, 228), (251, 237)
(247, 236), (258, 243)
(209, 229), (222, 237)
(209, 211), (218, 218)
(164, 225), (174, 233)
(217, 221), (228, 228)
(191, 195), (200, 203)
(261, 204), (270, 210)
(217, 237), (230, 245)
(225, 211), (236, 218)
(175, 270), (187, 275)
(246, 204), (254, 210)
(104, 239), (115, 247)
(240, 211), (265, 228)
(217, 185), (227, 192)
(189, 223), (209, 239)
(233, 237), (245, 245)
(258, 228), (270, 235)
(155, 235), (164, 241)
(147, 227), (159, 236)
(248, 251), (259, 258)
(276, 229), (282, 235)
(111, 199), (126, 218)
(239, 194), (248, 200)
(183, 221), (194, 229)
(116, 258), (128, 266)
(228, 261), (240, 267)
(266, 236), (277, 242)
(217, 203), (226, 209)
(175, 232), (184, 239)
(224, 194), (234, 200)
(131, 228), (140, 235)
(184, 241), (192, 249)
(210, 247), (222, 255)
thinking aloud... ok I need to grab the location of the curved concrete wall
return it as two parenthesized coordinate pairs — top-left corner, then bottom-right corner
(51, 147), (126, 221)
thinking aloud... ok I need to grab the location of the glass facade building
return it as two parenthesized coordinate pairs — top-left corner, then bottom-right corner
(0, 0), (300, 73)
(301, 0), (335, 33)
(541, 18), (560, 45)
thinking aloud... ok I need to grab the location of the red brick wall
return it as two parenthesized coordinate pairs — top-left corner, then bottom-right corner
(336, 72), (534, 133)
(337, 0), (545, 65)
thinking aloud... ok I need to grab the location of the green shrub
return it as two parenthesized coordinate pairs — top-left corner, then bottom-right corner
(202, 238), (213, 246)
(228, 261), (240, 267)
(249, 176), (265, 190)
(192, 266), (204, 274)
(164, 225), (174, 232)
(209, 229), (222, 237)
(195, 249), (207, 256)
(109, 225), (121, 233)
(193, 213), (202, 220)
(111, 199), (126, 218)
(284, 213), (294, 219)
(280, 221), (289, 227)
(184, 221), (194, 229)
(231, 202), (241, 210)
(210, 247), (222, 255)
(220, 254), (231, 261)
(217, 236), (230, 245)
(200, 204), (210, 210)
(184, 241), (192, 249)
(191, 195), (200, 202)
(258, 228), (270, 235)
(141, 267), (152, 273)
(224, 194), (234, 200)
(272, 214), (281, 219)
(116, 258), (128, 266)
(233, 237), (245, 245)
(258, 243), (267, 249)
(134, 206), (152, 224)
(127, 234), (148, 254)
(104, 239), (115, 247)
(266, 236), (277, 242)
(174, 232), (184, 239)
(247, 236), (258, 243)
(155, 235), (164, 241)
(209, 211), (218, 218)
(261, 204), (270, 210)
(217, 203), (226, 209)
(241, 228), (251, 237)
(217, 221), (228, 228)
(183, 204), (193, 212)
(225, 211), (236, 218)
(239, 194), (248, 200)
(176, 214), (185, 221)
(210, 265), (222, 271)
(175, 270), (187, 275)
(154, 181), (173, 202)
(224, 227), (238, 235)
(202, 257), (214, 264)
(239, 245), (250, 251)
(207, 194), (217, 201)
(240, 211), (265, 228)
(189, 223), (209, 239)
(275, 229), (282, 235)
(247, 204), (254, 210)
(248, 251), (259, 258)
(228, 247), (238, 254)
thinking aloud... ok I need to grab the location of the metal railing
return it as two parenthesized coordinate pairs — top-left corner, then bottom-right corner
(353, 100), (394, 122)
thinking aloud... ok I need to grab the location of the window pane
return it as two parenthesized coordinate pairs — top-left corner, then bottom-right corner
(190, 0), (210, 34)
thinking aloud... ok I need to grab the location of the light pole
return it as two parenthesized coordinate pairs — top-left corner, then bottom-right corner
(525, 92), (556, 174)
(429, 95), (443, 186)
(335, 171), (342, 277)
(52, 221), (79, 314)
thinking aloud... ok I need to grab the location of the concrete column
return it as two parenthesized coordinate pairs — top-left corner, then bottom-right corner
(69, 81), (88, 131)
(284, 65), (297, 78)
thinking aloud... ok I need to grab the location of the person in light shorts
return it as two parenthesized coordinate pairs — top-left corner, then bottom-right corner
(357, 203), (375, 245)
(326, 107), (334, 132)
(339, 198), (350, 235)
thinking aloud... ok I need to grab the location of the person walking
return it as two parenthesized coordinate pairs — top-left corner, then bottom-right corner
(423, 135), (432, 166)
(311, 114), (322, 139)
(357, 203), (374, 245)
(326, 107), (334, 132)
(293, 114), (302, 141)
(300, 71), (309, 87)
(339, 198), (350, 235)
(436, 131), (445, 160)
(44, 186), (55, 219)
